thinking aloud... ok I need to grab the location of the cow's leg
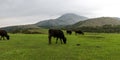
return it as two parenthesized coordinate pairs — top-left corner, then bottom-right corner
(75, 32), (77, 35)
(60, 39), (63, 44)
(3, 36), (5, 40)
(0, 36), (1, 40)
(56, 38), (58, 44)
(1, 36), (4, 40)
(82, 33), (84, 35)
(48, 36), (52, 44)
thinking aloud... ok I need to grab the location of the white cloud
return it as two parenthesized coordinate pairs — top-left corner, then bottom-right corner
(0, 0), (120, 27)
(0, 15), (57, 27)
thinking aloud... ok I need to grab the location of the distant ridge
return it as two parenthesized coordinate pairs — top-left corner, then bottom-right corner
(72, 17), (120, 28)
(0, 24), (39, 32)
(2, 14), (120, 33)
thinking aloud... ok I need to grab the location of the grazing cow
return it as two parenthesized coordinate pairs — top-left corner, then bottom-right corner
(0, 30), (10, 40)
(48, 29), (66, 44)
(75, 30), (84, 35)
(66, 30), (72, 35)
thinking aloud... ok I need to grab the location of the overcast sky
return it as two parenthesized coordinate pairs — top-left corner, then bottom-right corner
(0, 0), (120, 27)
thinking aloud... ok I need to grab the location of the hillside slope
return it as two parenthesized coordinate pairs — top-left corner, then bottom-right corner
(72, 17), (120, 28)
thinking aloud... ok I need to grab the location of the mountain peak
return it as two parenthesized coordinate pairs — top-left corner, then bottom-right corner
(35, 13), (88, 28)
(60, 13), (80, 17)
(58, 13), (87, 20)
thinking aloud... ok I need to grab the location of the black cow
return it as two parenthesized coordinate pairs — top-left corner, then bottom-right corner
(48, 29), (66, 44)
(0, 30), (10, 40)
(66, 30), (72, 35)
(75, 30), (84, 35)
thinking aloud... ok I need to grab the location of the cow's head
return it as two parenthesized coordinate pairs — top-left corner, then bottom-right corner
(63, 37), (67, 44)
(6, 35), (10, 40)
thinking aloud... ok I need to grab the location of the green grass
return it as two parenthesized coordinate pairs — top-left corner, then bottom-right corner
(0, 33), (120, 60)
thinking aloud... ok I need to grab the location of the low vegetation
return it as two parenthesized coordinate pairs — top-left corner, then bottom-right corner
(73, 25), (120, 33)
(0, 33), (120, 60)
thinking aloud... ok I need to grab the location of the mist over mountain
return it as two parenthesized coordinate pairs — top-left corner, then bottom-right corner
(35, 13), (88, 28)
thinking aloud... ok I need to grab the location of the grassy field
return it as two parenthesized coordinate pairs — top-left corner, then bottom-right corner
(0, 33), (120, 60)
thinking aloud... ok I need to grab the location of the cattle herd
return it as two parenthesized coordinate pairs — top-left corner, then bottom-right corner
(48, 29), (84, 44)
(0, 29), (84, 44)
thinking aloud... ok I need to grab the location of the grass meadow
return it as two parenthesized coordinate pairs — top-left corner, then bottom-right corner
(0, 32), (120, 60)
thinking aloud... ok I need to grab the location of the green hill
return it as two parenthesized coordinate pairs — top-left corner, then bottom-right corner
(0, 24), (48, 34)
(65, 17), (120, 33)
(72, 17), (120, 28)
